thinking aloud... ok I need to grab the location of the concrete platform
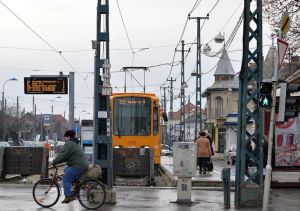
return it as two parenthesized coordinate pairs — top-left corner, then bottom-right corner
(161, 155), (236, 187)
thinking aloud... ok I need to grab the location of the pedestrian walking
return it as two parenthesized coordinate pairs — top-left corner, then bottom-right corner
(196, 131), (212, 174)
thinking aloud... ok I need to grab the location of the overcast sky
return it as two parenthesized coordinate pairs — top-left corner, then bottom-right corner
(0, 0), (273, 120)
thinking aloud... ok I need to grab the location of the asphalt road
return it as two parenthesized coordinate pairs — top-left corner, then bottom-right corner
(1, 184), (299, 211)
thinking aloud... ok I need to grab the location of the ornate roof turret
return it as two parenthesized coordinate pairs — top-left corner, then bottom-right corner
(214, 50), (235, 76)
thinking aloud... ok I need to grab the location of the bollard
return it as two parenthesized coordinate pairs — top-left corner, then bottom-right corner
(221, 168), (231, 209)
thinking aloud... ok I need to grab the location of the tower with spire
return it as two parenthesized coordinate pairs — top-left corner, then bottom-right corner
(202, 49), (239, 153)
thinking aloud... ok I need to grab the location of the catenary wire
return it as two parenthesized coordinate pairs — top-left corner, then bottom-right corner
(0, 0), (93, 96)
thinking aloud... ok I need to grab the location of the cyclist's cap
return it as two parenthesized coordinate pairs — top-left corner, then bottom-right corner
(64, 130), (76, 138)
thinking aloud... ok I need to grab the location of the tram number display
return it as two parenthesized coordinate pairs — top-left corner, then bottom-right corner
(24, 77), (68, 94)
(118, 99), (146, 105)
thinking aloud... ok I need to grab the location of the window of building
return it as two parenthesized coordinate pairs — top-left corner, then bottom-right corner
(215, 97), (223, 118)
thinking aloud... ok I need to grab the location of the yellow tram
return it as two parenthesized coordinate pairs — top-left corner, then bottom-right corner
(110, 93), (161, 166)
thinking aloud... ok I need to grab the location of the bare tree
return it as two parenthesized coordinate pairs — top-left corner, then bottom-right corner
(263, 0), (300, 52)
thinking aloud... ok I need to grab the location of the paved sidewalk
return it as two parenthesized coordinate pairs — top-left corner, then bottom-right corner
(161, 155), (236, 186)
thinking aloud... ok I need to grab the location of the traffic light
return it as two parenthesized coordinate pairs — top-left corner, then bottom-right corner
(259, 82), (273, 109)
(278, 82), (300, 122)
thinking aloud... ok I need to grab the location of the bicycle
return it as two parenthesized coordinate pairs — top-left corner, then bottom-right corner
(32, 165), (106, 210)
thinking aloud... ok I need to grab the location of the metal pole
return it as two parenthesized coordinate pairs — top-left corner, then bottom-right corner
(32, 95), (35, 114)
(168, 77), (176, 144)
(17, 96), (19, 138)
(144, 69), (146, 93)
(51, 101), (54, 140)
(69, 72), (75, 129)
(179, 40), (186, 141)
(40, 113), (43, 142)
(262, 35), (277, 211)
(187, 95), (191, 142)
(124, 71), (127, 93)
(163, 86), (167, 144)
(4, 99), (6, 140)
(34, 104), (36, 140)
(189, 16), (208, 138)
(1, 88), (5, 141)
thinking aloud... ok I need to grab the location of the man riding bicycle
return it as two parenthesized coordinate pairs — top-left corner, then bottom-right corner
(52, 130), (89, 204)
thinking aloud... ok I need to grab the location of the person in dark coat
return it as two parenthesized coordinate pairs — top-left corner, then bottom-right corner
(205, 131), (214, 157)
(196, 131), (212, 174)
(52, 130), (89, 204)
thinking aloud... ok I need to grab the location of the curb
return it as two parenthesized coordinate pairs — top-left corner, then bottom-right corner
(160, 164), (235, 188)
(159, 164), (177, 187)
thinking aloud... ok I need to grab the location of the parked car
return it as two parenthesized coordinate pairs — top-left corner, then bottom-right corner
(227, 144), (236, 165)
(161, 144), (173, 156)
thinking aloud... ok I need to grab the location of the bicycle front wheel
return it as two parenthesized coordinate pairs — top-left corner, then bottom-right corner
(32, 178), (60, 208)
(78, 178), (106, 210)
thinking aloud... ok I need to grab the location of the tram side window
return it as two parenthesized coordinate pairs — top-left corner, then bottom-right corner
(153, 106), (159, 135)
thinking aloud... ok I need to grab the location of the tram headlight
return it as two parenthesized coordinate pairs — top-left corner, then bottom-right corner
(114, 145), (120, 148)
(143, 146), (150, 149)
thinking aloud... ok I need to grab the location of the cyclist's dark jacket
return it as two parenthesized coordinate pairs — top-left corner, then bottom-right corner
(52, 138), (89, 171)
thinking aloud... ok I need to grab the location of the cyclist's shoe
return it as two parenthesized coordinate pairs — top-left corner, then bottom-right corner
(61, 196), (75, 204)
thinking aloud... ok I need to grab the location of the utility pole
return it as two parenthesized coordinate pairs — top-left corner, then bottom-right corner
(162, 86), (168, 144)
(176, 40), (189, 142)
(189, 15), (209, 138)
(32, 95), (35, 114)
(34, 104), (36, 140)
(17, 96), (19, 138)
(167, 77), (176, 144)
(40, 113), (43, 142)
(187, 95), (191, 142)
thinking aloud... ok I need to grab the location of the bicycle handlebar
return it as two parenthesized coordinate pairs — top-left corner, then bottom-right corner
(53, 164), (58, 170)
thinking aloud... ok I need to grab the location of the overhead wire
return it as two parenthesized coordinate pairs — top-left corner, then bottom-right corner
(203, 12), (243, 58)
(167, 0), (221, 92)
(0, 0), (93, 96)
(161, 0), (204, 87)
(207, 0), (220, 15)
(115, 0), (134, 54)
(0, 44), (177, 52)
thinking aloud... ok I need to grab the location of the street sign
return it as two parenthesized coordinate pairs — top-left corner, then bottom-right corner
(74, 126), (80, 133)
(43, 114), (51, 126)
(280, 11), (290, 39)
(277, 38), (288, 68)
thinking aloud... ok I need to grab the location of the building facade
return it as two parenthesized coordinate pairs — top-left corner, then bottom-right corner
(202, 50), (239, 153)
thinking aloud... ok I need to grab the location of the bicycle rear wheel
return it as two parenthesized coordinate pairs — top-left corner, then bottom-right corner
(78, 178), (106, 210)
(32, 178), (60, 208)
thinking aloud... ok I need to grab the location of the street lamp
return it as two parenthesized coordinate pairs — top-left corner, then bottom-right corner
(1, 78), (18, 141)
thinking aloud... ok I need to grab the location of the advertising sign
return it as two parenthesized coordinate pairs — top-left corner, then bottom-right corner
(275, 115), (300, 167)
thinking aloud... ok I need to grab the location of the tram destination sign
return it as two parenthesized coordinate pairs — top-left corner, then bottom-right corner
(24, 76), (68, 94)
